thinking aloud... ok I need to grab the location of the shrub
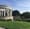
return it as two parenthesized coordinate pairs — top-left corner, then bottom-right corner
(14, 19), (21, 21)
(7, 19), (12, 21)
(0, 19), (5, 21)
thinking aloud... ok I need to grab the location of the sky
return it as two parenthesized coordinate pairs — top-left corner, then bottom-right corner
(0, 0), (30, 13)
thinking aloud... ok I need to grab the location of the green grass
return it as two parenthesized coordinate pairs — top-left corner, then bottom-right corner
(0, 21), (30, 29)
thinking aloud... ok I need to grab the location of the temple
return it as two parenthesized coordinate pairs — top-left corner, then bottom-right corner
(0, 5), (13, 21)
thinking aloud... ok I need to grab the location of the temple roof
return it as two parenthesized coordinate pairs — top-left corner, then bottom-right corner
(0, 5), (12, 9)
(0, 5), (8, 7)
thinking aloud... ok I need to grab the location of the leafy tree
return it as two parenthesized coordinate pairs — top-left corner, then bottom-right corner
(12, 10), (20, 16)
(22, 12), (30, 18)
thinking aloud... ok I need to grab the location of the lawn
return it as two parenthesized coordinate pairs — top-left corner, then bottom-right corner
(0, 21), (30, 29)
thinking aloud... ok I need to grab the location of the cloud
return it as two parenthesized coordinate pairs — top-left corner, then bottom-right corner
(0, 0), (30, 13)
(20, 9), (30, 13)
(13, 0), (30, 13)
(16, 1), (30, 9)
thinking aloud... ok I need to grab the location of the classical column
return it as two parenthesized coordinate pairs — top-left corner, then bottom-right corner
(9, 9), (10, 16)
(0, 11), (2, 16)
(10, 9), (12, 16)
(2, 11), (3, 16)
(4, 9), (5, 16)
(7, 10), (9, 16)
(4, 11), (5, 16)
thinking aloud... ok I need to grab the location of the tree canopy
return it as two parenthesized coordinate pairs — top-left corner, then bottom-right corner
(12, 10), (20, 16)
(22, 12), (30, 18)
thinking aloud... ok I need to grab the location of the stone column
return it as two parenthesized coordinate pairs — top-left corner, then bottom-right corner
(9, 9), (12, 16)
(7, 10), (9, 16)
(4, 9), (5, 16)
(2, 11), (3, 16)
(1, 11), (2, 16)
(10, 9), (12, 16)
(9, 9), (10, 16)
(0, 11), (1, 16)
(4, 11), (5, 16)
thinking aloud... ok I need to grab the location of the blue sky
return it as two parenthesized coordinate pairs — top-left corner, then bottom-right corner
(0, 0), (30, 13)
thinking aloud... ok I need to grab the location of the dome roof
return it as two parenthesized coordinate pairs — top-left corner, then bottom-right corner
(0, 5), (12, 9)
(0, 5), (8, 7)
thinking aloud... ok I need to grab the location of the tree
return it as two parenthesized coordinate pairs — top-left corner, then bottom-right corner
(12, 10), (20, 16)
(22, 12), (30, 18)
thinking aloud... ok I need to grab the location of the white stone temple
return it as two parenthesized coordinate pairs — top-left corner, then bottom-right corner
(0, 5), (13, 21)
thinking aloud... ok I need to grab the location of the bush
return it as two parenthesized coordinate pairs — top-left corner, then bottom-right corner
(7, 19), (12, 21)
(22, 18), (30, 22)
(0, 26), (8, 29)
(0, 19), (5, 21)
(14, 19), (21, 21)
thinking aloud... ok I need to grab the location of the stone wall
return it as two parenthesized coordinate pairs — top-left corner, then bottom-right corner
(0, 16), (13, 20)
